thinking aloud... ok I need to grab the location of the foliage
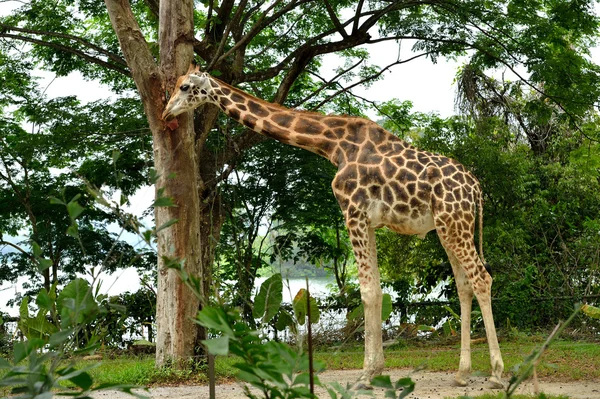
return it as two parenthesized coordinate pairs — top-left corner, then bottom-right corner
(0, 160), (174, 397)
(347, 293), (393, 323)
(253, 274), (284, 324)
(0, 53), (153, 299)
(581, 304), (600, 319)
(198, 306), (324, 398)
(1, 281), (147, 399)
(193, 274), (409, 399)
(92, 286), (157, 348)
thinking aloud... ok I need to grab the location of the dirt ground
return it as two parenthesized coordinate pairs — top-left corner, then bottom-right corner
(90, 369), (600, 399)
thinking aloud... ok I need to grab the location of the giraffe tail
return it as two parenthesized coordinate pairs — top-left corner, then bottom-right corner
(476, 184), (491, 275)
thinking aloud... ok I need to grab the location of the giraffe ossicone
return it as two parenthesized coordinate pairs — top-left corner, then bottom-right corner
(163, 65), (505, 389)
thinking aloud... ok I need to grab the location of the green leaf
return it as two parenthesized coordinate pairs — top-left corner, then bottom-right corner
(292, 372), (311, 386)
(371, 375), (393, 389)
(37, 258), (53, 272)
(13, 339), (44, 363)
(155, 218), (179, 233)
(382, 293), (393, 321)
(153, 197), (176, 207)
(582, 304), (600, 319)
(67, 224), (79, 238)
(196, 307), (234, 336)
(0, 357), (11, 369)
(19, 296), (29, 320)
(35, 289), (53, 311)
(347, 304), (364, 321)
(67, 201), (85, 220)
(274, 310), (294, 331)
(69, 370), (94, 390)
(57, 278), (96, 326)
(202, 336), (229, 356)
(111, 149), (121, 165)
(443, 305), (460, 320)
(49, 196), (65, 205)
(396, 377), (415, 399)
(49, 328), (73, 347)
(31, 241), (43, 258)
(292, 288), (320, 326)
(252, 274), (283, 323)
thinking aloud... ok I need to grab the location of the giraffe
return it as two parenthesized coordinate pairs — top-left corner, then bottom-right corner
(162, 65), (504, 388)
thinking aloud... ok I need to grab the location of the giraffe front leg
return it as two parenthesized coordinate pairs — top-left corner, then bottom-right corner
(447, 254), (474, 387)
(347, 225), (384, 385)
(360, 269), (384, 383)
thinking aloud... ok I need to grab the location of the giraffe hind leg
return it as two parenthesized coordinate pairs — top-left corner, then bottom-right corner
(435, 218), (504, 388)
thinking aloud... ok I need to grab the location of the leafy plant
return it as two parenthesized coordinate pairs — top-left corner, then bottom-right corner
(347, 293), (393, 323)
(1, 281), (148, 398)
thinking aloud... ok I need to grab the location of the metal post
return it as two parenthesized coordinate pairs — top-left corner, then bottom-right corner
(209, 353), (216, 399)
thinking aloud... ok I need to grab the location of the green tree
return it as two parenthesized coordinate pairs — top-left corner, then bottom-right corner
(0, 51), (153, 298)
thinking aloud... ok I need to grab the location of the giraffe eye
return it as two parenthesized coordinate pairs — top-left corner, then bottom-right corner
(180, 84), (190, 91)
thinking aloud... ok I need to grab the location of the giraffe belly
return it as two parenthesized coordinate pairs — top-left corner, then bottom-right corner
(367, 201), (435, 238)
(386, 217), (435, 239)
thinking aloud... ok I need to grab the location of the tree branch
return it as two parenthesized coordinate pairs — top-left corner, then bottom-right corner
(0, 23), (129, 69)
(104, 0), (164, 131)
(310, 52), (433, 112)
(292, 57), (365, 108)
(0, 32), (130, 76)
(352, 0), (365, 34)
(206, 0), (249, 72)
(213, 0), (311, 71)
(323, 0), (348, 39)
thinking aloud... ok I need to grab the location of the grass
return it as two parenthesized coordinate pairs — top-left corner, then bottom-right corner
(58, 336), (600, 388)
(314, 338), (600, 382)
(64, 354), (239, 387)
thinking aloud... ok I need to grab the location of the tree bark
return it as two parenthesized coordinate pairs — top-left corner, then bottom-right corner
(154, 0), (200, 369)
(105, 0), (201, 368)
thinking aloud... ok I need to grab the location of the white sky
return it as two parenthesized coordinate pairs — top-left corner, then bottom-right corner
(1, 2), (599, 314)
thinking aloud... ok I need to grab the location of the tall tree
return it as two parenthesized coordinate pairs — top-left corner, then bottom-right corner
(1, 0), (599, 368)
(0, 50), (152, 299)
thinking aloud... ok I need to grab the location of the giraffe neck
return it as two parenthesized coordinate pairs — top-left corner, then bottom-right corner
(207, 77), (341, 162)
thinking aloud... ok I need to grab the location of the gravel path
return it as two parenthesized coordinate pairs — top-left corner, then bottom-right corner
(90, 369), (600, 399)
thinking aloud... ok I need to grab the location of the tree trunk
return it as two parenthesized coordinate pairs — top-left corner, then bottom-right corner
(154, 0), (201, 369)
(104, 0), (201, 368)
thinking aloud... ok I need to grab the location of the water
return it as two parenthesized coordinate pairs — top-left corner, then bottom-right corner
(254, 276), (337, 303)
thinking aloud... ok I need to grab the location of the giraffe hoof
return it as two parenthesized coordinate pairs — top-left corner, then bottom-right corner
(353, 382), (373, 391)
(453, 375), (469, 387)
(487, 377), (504, 389)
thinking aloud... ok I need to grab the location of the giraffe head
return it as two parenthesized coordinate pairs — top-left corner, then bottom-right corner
(162, 64), (214, 120)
